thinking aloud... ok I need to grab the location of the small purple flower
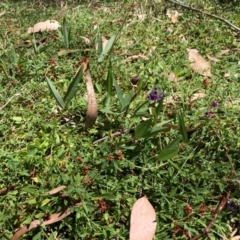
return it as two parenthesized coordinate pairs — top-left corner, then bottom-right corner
(205, 110), (212, 117)
(211, 101), (218, 108)
(226, 201), (240, 212)
(148, 87), (165, 101)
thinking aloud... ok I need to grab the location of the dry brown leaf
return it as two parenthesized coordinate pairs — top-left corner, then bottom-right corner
(224, 73), (230, 78)
(218, 49), (230, 56)
(190, 92), (207, 101)
(0, 10), (6, 17)
(166, 10), (182, 23)
(232, 236), (240, 240)
(123, 54), (149, 63)
(27, 20), (60, 33)
(149, 46), (156, 55)
(164, 95), (180, 105)
(48, 186), (67, 195)
(137, 14), (146, 20)
(206, 54), (220, 62)
(80, 36), (91, 44)
(187, 49), (211, 77)
(130, 196), (157, 240)
(168, 72), (178, 83)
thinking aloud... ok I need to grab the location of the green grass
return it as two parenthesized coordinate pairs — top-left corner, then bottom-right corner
(0, 0), (240, 239)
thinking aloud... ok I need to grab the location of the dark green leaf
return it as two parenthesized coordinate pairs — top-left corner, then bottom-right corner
(106, 60), (113, 96)
(97, 34), (103, 55)
(158, 147), (178, 161)
(46, 77), (65, 109)
(64, 65), (83, 104)
(63, 16), (69, 48)
(135, 119), (152, 139)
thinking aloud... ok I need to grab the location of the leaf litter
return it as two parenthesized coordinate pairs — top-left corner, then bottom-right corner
(187, 49), (212, 77)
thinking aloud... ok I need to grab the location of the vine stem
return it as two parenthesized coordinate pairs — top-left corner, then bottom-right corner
(166, 0), (240, 32)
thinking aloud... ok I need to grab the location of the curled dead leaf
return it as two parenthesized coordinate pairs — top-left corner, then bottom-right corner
(123, 54), (149, 63)
(48, 186), (67, 195)
(27, 20), (60, 33)
(187, 49), (211, 77)
(80, 36), (91, 44)
(206, 54), (219, 62)
(0, 10), (6, 17)
(218, 49), (230, 56)
(166, 10), (182, 23)
(168, 72), (178, 83)
(130, 196), (157, 240)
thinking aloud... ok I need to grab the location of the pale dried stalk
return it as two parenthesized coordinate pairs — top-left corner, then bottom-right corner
(85, 67), (98, 129)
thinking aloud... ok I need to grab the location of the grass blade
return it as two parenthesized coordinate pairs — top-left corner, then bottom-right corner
(63, 16), (69, 48)
(97, 34), (103, 55)
(106, 59), (113, 96)
(64, 65), (83, 104)
(98, 35), (116, 62)
(46, 77), (65, 109)
(178, 109), (188, 143)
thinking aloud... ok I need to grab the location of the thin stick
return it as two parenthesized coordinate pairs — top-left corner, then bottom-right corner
(191, 191), (230, 240)
(213, 129), (236, 176)
(0, 93), (20, 111)
(166, 0), (240, 32)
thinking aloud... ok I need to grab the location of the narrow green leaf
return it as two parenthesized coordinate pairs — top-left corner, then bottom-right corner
(135, 119), (152, 139)
(63, 16), (69, 48)
(106, 60), (113, 96)
(100, 108), (119, 115)
(41, 198), (51, 207)
(120, 94), (132, 111)
(178, 109), (188, 143)
(97, 34), (103, 55)
(165, 136), (182, 149)
(20, 186), (38, 194)
(155, 97), (164, 115)
(46, 77), (65, 109)
(98, 35), (116, 62)
(64, 65), (83, 104)
(158, 147), (178, 161)
(113, 78), (124, 106)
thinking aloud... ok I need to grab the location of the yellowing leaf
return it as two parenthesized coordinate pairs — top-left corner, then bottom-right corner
(130, 196), (157, 240)
(27, 20), (60, 33)
(187, 49), (211, 77)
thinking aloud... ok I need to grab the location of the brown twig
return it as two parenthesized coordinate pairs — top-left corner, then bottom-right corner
(10, 186), (81, 240)
(191, 191), (230, 240)
(213, 129), (236, 176)
(166, 0), (240, 32)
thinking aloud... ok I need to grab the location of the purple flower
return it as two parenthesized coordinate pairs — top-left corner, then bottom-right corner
(211, 101), (218, 108)
(226, 201), (240, 212)
(148, 87), (165, 101)
(205, 110), (212, 117)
